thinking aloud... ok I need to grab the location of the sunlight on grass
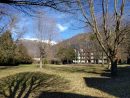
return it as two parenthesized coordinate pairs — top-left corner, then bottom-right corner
(0, 72), (69, 98)
(0, 64), (130, 98)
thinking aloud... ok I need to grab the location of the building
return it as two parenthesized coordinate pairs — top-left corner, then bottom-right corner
(73, 48), (107, 64)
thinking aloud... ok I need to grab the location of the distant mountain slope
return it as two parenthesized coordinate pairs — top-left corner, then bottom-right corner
(54, 32), (91, 49)
(19, 39), (55, 58)
(19, 39), (41, 58)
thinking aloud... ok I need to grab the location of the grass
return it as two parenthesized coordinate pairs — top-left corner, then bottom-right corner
(0, 64), (130, 98)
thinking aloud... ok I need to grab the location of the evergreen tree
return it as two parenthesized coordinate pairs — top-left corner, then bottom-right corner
(0, 31), (15, 65)
(0, 31), (32, 66)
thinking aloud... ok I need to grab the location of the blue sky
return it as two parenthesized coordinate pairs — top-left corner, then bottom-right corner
(0, 4), (87, 42)
(12, 0), (130, 42)
(1, 0), (129, 42)
(16, 10), (86, 42)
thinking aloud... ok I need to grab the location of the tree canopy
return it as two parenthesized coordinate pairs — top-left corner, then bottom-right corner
(57, 47), (75, 64)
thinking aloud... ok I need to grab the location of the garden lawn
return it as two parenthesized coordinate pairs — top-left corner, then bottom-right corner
(0, 64), (130, 98)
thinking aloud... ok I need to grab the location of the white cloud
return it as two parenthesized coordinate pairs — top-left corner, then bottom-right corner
(57, 24), (68, 32)
(21, 38), (57, 45)
(43, 40), (57, 45)
(22, 38), (38, 41)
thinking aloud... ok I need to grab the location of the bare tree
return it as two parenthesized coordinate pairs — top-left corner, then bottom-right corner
(0, 0), (76, 36)
(77, 0), (130, 77)
(36, 12), (57, 68)
(0, 0), (76, 15)
(122, 23), (130, 63)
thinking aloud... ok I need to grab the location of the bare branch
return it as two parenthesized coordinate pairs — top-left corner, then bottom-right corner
(77, 0), (93, 27)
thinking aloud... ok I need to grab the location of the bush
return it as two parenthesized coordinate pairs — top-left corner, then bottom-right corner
(50, 59), (61, 65)
(43, 58), (48, 64)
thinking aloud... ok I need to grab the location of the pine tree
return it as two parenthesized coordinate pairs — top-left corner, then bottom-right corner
(0, 31), (32, 66)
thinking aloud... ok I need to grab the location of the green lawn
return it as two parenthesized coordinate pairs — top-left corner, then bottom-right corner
(0, 64), (130, 98)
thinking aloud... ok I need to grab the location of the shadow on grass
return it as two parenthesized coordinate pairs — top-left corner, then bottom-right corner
(84, 66), (130, 98)
(87, 70), (111, 77)
(0, 72), (69, 98)
(45, 65), (99, 74)
(38, 91), (99, 98)
(0, 66), (19, 70)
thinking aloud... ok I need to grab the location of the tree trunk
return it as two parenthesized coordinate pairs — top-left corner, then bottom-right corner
(107, 58), (111, 69)
(111, 59), (118, 77)
(127, 56), (130, 64)
(102, 52), (104, 66)
(40, 57), (43, 68)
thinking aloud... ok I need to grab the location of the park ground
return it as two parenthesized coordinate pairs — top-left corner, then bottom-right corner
(0, 64), (130, 98)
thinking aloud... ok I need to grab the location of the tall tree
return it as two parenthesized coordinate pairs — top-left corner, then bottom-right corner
(0, 31), (15, 65)
(36, 12), (57, 68)
(0, 31), (32, 65)
(123, 23), (130, 63)
(89, 34), (105, 65)
(76, 0), (130, 77)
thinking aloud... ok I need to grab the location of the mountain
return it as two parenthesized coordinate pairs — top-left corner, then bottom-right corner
(19, 39), (41, 58)
(19, 38), (56, 58)
(53, 32), (92, 49)
(19, 33), (92, 58)
(21, 38), (57, 45)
